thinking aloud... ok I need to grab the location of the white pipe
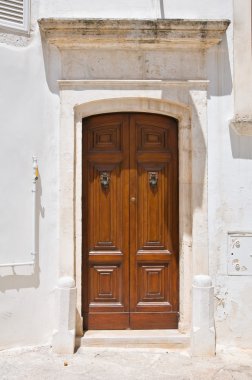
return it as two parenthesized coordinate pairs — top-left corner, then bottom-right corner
(31, 156), (38, 258)
(0, 157), (38, 268)
(0, 261), (35, 267)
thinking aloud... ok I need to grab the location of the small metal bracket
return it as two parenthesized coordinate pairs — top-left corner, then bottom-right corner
(100, 171), (110, 189)
(32, 156), (39, 181)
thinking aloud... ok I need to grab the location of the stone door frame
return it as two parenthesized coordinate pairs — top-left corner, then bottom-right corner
(55, 80), (209, 345)
(39, 18), (229, 354)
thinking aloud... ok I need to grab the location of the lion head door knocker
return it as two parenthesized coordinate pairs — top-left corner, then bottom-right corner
(100, 171), (110, 190)
(149, 171), (158, 189)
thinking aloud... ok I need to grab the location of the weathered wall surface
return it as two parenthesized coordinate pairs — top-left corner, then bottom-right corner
(1, 0), (252, 351)
(209, 0), (252, 349)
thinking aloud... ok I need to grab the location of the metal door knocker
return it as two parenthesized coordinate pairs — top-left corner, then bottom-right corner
(100, 171), (110, 189)
(149, 172), (158, 188)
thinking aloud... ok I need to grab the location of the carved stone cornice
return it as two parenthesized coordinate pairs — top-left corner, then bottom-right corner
(230, 117), (252, 136)
(38, 18), (230, 49)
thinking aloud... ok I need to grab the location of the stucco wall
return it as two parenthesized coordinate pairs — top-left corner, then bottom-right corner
(1, 0), (252, 351)
(0, 29), (60, 348)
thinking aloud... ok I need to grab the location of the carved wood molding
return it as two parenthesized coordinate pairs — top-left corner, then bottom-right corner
(38, 18), (230, 49)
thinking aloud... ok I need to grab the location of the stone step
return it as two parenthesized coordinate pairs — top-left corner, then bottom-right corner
(80, 330), (190, 349)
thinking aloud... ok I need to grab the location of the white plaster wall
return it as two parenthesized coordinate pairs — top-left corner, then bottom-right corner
(209, 107), (252, 348)
(38, 0), (230, 20)
(0, 24), (61, 348)
(206, 2), (252, 350)
(1, 0), (252, 351)
(233, 0), (252, 117)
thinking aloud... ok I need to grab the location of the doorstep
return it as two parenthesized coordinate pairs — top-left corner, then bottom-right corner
(80, 330), (190, 349)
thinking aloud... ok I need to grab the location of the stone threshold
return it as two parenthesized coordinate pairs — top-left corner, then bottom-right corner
(80, 330), (190, 349)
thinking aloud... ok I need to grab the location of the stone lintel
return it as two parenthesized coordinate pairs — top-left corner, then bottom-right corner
(38, 18), (230, 49)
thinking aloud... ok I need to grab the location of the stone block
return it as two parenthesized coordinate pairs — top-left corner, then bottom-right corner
(52, 276), (77, 354)
(191, 275), (216, 356)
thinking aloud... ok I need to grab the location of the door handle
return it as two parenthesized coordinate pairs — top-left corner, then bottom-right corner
(130, 197), (136, 203)
(100, 171), (110, 189)
(149, 172), (158, 188)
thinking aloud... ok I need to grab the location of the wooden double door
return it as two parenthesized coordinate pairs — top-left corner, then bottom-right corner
(83, 113), (179, 330)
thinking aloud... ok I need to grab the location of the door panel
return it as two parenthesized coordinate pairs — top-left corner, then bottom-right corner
(83, 113), (178, 330)
(83, 114), (130, 329)
(129, 114), (179, 328)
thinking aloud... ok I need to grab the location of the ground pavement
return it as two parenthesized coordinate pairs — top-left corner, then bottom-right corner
(0, 345), (251, 379)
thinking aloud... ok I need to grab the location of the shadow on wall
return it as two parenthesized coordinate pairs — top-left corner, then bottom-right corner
(0, 173), (44, 292)
(159, 0), (165, 18)
(160, 88), (207, 211)
(40, 34), (61, 95)
(188, 92), (206, 211)
(229, 126), (252, 160)
(207, 34), (233, 98)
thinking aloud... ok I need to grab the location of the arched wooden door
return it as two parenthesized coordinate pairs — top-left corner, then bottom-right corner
(82, 113), (179, 329)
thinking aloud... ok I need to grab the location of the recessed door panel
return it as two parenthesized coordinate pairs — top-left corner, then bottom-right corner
(137, 163), (169, 250)
(83, 112), (178, 330)
(89, 162), (123, 250)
